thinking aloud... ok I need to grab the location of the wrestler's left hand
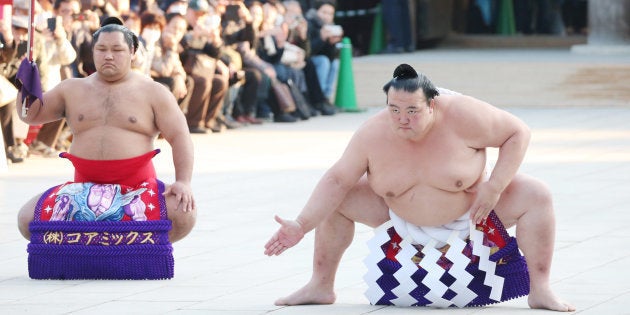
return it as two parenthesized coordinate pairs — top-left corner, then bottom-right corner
(163, 181), (196, 212)
(264, 215), (305, 256)
(468, 181), (501, 224)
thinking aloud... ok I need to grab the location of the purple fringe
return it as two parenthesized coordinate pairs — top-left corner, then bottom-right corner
(28, 220), (173, 280)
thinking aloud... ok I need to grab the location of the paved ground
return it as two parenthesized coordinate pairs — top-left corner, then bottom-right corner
(1, 47), (630, 314)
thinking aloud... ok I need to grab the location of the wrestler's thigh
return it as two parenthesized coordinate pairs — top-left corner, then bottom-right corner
(493, 173), (552, 228)
(337, 175), (389, 228)
(18, 193), (44, 238)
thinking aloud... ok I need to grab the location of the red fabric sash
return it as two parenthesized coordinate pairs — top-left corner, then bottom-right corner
(60, 149), (160, 187)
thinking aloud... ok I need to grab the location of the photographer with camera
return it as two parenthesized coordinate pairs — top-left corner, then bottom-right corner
(54, 0), (100, 77)
(180, 0), (231, 133)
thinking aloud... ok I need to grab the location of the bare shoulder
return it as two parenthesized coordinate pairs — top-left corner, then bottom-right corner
(351, 109), (390, 146)
(131, 73), (175, 103)
(438, 93), (499, 123)
(358, 109), (388, 134)
(54, 76), (90, 91)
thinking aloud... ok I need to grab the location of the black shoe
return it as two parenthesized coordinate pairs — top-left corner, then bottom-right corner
(218, 116), (242, 130)
(208, 124), (223, 133)
(309, 105), (320, 117)
(7, 151), (24, 163)
(273, 113), (298, 123)
(189, 126), (208, 134)
(316, 101), (337, 116)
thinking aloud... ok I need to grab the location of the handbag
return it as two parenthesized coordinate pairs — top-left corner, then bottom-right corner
(270, 80), (296, 113)
(286, 79), (310, 120)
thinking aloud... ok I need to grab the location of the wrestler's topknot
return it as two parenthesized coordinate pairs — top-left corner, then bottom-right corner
(93, 16), (139, 53)
(393, 64), (418, 80)
(101, 16), (124, 27)
(382, 64), (439, 101)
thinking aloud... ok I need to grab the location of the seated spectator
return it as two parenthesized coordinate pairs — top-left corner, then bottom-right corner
(283, 0), (335, 115)
(154, 13), (190, 113)
(305, 0), (342, 101)
(137, 11), (165, 76)
(1, 75), (21, 163)
(55, 0), (100, 78)
(183, 0), (232, 133)
(2, 14), (54, 159)
(239, 1), (296, 123)
(24, 0), (78, 157)
(217, 1), (275, 125)
(258, 2), (306, 95)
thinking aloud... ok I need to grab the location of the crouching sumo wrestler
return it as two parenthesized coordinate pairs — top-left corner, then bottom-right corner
(264, 64), (575, 311)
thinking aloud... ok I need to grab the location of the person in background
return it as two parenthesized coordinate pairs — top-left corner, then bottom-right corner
(28, 2), (78, 157)
(305, 0), (341, 102)
(283, 0), (334, 116)
(243, 0), (296, 123)
(183, 0), (231, 133)
(220, 0), (270, 124)
(136, 10), (165, 76)
(1, 14), (49, 161)
(155, 13), (191, 114)
(0, 76), (21, 163)
(381, 0), (412, 53)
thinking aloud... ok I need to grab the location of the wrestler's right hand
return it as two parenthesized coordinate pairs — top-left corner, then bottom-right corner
(163, 181), (196, 212)
(264, 215), (305, 256)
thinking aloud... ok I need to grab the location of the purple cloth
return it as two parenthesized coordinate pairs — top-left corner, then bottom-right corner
(27, 180), (175, 280)
(369, 212), (530, 307)
(15, 58), (44, 110)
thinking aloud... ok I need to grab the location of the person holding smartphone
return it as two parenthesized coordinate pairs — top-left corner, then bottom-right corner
(24, 3), (78, 159)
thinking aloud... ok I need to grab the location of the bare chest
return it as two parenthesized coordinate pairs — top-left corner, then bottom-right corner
(367, 137), (486, 198)
(66, 87), (154, 133)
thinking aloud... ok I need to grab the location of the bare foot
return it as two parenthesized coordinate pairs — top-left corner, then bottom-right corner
(275, 282), (336, 306)
(528, 287), (576, 312)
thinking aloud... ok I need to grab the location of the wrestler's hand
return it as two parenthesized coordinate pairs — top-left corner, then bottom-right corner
(163, 181), (196, 212)
(264, 215), (305, 256)
(468, 181), (501, 224)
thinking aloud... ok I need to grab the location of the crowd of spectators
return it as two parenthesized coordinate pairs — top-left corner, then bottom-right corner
(1, 0), (344, 164)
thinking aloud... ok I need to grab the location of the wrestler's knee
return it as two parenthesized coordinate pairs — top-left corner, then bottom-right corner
(512, 174), (553, 207)
(166, 200), (197, 242)
(496, 174), (554, 226)
(17, 194), (40, 240)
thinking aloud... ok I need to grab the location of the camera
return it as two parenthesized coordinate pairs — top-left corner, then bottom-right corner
(288, 15), (303, 29)
(72, 13), (87, 21)
(324, 24), (343, 37)
(47, 17), (57, 32)
(224, 4), (240, 22)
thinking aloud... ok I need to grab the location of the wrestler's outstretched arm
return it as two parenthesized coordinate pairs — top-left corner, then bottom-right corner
(264, 122), (372, 256)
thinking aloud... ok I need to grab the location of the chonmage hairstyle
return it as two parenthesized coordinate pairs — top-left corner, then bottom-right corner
(382, 64), (440, 101)
(92, 17), (139, 53)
